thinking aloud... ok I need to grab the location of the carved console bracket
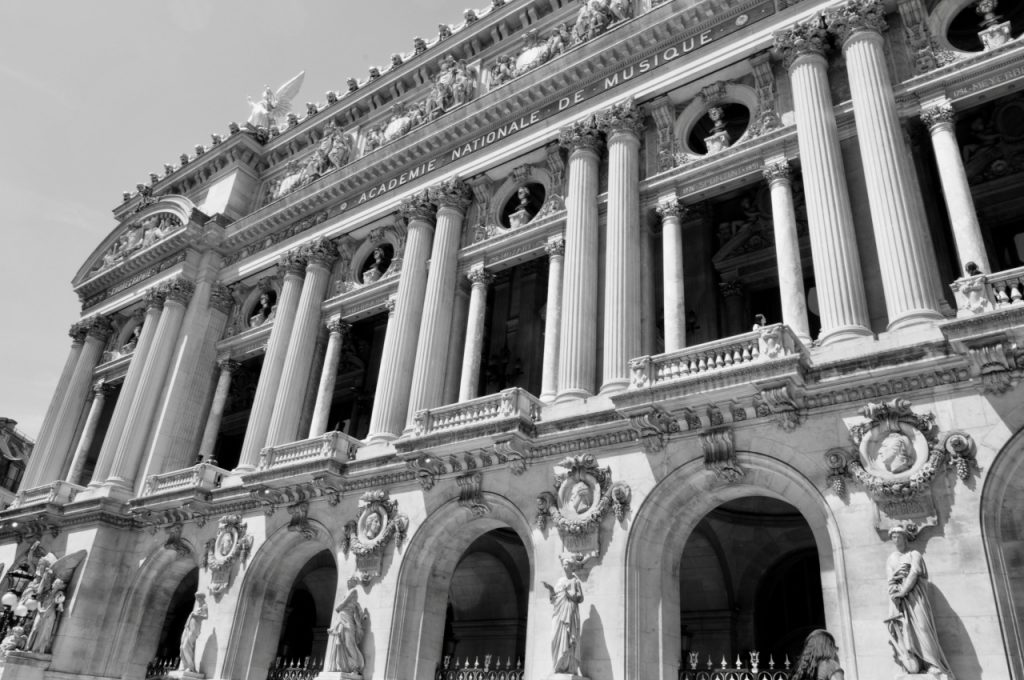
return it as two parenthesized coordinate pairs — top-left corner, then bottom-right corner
(626, 407), (680, 453)
(701, 427), (743, 483)
(287, 501), (318, 540)
(204, 514), (253, 599)
(342, 490), (408, 586)
(756, 384), (802, 431)
(456, 472), (489, 518)
(163, 523), (191, 557)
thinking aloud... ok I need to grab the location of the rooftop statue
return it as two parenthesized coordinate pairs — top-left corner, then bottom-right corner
(246, 71), (305, 130)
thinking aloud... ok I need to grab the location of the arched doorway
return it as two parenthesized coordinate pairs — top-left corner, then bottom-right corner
(147, 567), (200, 673)
(268, 550), (337, 675)
(678, 497), (824, 665)
(440, 528), (529, 668)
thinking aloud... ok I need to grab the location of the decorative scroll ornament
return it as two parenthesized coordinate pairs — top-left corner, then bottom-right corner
(205, 514), (253, 599)
(627, 407), (680, 453)
(541, 455), (630, 571)
(701, 427), (743, 483)
(287, 501), (318, 540)
(457, 472), (490, 518)
(343, 490), (409, 585)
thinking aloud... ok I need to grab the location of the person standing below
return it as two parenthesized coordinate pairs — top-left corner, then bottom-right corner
(792, 629), (845, 680)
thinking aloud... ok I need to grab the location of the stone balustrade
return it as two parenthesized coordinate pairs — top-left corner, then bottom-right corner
(988, 265), (1024, 308)
(411, 387), (543, 437)
(142, 462), (227, 497)
(10, 480), (83, 508)
(951, 264), (1024, 317)
(257, 431), (359, 471)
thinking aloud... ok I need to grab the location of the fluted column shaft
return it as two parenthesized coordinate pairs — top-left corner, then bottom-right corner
(776, 25), (871, 344)
(459, 266), (494, 402)
(443, 286), (471, 405)
(30, 325), (87, 470)
(599, 102), (643, 395)
(90, 298), (163, 484)
(406, 181), (471, 424)
(557, 121), (602, 399)
(24, 317), (111, 489)
(657, 200), (686, 352)
(832, 5), (942, 329)
(197, 358), (240, 462)
(922, 101), (991, 273)
(764, 161), (812, 343)
(66, 382), (113, 485)
(366, 196), (436, 442)
(106, 280), (193, 489)
(540, 238), (565, 402)
(309, 320), (350, 437)
(266, 240), (340, 446)
(236, 252), (307, 469)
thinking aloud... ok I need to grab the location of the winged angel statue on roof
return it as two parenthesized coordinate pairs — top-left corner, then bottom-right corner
(246, 71), (305, 129)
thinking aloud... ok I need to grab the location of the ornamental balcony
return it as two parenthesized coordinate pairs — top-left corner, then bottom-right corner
(141, 462), (228, 498)
(613, 324), (810, 420)
(9, 480), (84, 509)
(242, 431), (360, 487)
(950, 264), (1024, 317)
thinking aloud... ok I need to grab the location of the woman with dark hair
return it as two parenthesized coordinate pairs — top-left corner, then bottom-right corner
(793, 629), (845, 680)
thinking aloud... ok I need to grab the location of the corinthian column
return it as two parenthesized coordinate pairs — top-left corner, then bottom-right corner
(236, 248), (307, 469)
(540, 237), (565, 402)
(90, 290), (164, 485)
(23, 315), (112, 489)
(197, 357), (240, 463)
(309, 319), (350, 437)
(656, 197), (687, 352)
(30, 323), (88, 469)
(66, 381), (115, 485)
(557, 118), (602, 399)
(106, 278), (194, 492)
(829, 0), (943, 330)
(366, 194), (436, 443)
(266, 238), (340, 447)
(774, 22), (872, 344)
(921, 100), (991, 273)
(598, 99), (643, 395)
(764, 160), (812, 343)
(406, 179), (472, 424)
(459, 265), (494, 402)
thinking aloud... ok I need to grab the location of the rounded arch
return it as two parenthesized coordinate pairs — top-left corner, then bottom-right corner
(489, 166), (553, 227)
(387, 493), (536, 680)
(980, 423), (1024, 679)
(673, 83), (759, 161)
(624, 451), (855, 680)
(221, 518), (339, 680)
(104, 540), (200, 680)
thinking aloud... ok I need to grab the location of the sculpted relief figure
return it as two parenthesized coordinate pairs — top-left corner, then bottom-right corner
(0, 626), (26, 658)
(247, 72), (305, 130)
(179, 593), (208, 673)
(884, 526), (953, 677)
(543, 572), (585, 676)
(327, 590), (369, 675)
(26, 578), (66, 654)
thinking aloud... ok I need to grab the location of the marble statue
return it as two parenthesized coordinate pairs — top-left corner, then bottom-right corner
(26, 578), (66, 654)
(361, 247), (387, 284)
(0, 626), (26, 658)
(543, 572), (584, 676)
(179, 593), (208, 673)
(249, 292), (276, 328)
(884, 526), (953, 677)
(327, 590), (368, 674)
(246, 72), (305, 130)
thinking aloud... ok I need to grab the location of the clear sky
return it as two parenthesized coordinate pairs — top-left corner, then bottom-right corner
(0, 0), (475, 438)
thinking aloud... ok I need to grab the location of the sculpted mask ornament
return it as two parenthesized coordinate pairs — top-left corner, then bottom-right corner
(342, 490), (409, 585)
(204, 514), (253, 599)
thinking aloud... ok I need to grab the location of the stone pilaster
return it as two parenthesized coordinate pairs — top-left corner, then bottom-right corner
(556, 118), (602, 400)
(459, 265), (495, 402)
(66, 381), (115, 485)
(406, 179), (472, 423)
(656, 198), (687, 352)
(309, 319), (351, 437)
(266, 238), (340, 446)
(774, 21), (872, 344)
(197, 357), (240, 463)
(23, 315), (112, 489)
(89, 289), (164, 485)
(540, 237), (565, 403)
(365, 194), (436, 442)
(105, 278), (194, 492)
(763, 160), (812, 344)
(598, 99), (643, 395)
(921, 100), (991, 273)
(828, 0), (944, 330)
(236, 248), (307, 469)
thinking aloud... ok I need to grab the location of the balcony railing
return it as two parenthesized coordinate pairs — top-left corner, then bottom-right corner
(10, 480), (83, 508)
(628, 324), (806, 391)
(266, 656), (322, 680)
(145, 657), (179, 679)
(951, 264), (1024, 316)
(142, 463), (227, 497)
(411, 388), (542, 438)
(257, 431), (359, 470)
(435, 655), (525, 680)
(680, 651), (792, 680)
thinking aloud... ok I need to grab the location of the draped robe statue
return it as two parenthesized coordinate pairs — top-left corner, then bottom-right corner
(179, 593), (208, 673)
(544, 573), (584, 676)
(327, 590), (368, 675)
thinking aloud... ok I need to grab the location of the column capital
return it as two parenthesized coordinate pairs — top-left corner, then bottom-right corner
(217, 356), (241, 373)
(398, 190), (437, 223)
(385, 295), (398, 316)
(209, 283), (234, 314)
(326, 317), (351, 336)
(301, 237), (340, 269)
(826, 0), (887, 45)
(92, 380), (116, 396)
(81, 314), (114, 341)
(920, 100), (955, 130)
(762, 159), (793, 185)
(467, 264), (495, 287)
(655, 198), (686, 220)
(558, 116), (603, 154)
(428, 178), (473, 212)
(68, 322), (88, 344)
(545, 236), (566, 258)
(773, 21), (830, 70)
(144, 285), (167, 311)
(597, 98), (645, 139)
(161, 277), (196, 306)
(279, 248), (309, 277)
